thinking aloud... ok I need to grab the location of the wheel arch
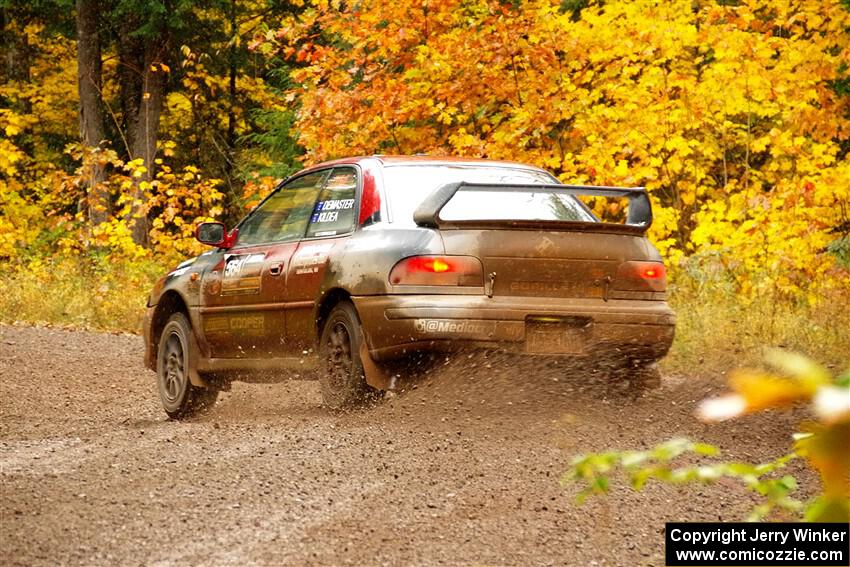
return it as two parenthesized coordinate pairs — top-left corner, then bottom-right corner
(150, 290), (190, 370)
(315, 287), (354, 339)
(315, 287), (394, 392)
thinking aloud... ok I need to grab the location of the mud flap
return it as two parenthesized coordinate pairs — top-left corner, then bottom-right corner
(187, 327), (211, 389)
(359, 341), (395, 391)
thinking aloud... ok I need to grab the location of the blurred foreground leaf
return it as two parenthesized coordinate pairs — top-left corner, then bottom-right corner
(566, 351), (849, 522)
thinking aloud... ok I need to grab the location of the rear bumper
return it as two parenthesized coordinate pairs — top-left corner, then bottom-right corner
(352, 294), (675, 362)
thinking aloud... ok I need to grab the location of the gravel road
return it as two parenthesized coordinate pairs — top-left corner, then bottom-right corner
(0, 324), (813, 566)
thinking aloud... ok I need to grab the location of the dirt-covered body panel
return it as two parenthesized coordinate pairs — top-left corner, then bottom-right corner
(144, 156), (676, 384)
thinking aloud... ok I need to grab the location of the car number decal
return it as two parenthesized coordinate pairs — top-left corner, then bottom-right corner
(221, 253), (265, 295)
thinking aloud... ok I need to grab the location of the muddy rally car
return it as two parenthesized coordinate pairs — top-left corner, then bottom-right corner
(144, 156), (675, 418)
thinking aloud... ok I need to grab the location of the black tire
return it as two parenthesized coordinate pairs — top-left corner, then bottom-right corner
(156, 312), (219, 419)
(318, 301), (380, 409)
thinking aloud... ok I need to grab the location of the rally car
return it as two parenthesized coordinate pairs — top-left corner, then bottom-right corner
(144, 156), (675, 418)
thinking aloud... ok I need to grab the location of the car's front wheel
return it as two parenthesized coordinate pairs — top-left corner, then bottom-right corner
(156, 312), (219, 419)
(318, 301), (381, 409)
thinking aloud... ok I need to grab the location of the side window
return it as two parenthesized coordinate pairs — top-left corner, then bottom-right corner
(236, 171), (327, 246)
(305, 168), (358, 238)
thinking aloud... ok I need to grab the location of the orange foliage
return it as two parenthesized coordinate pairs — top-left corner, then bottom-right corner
(267, 0), (850, 300)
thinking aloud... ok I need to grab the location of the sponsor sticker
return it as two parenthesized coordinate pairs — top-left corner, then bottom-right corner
(204, 314), (265, 334)
(291, 243), (333, 274)
(414, 319), (495, 336)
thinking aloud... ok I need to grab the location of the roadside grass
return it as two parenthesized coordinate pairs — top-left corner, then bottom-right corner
(2, 255), (848, 372)
(0, 256), (161, 333)
(663, 282), (850, 374)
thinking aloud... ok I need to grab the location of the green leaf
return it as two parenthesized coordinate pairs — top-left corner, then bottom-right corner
(650, 437), (693, 461)
(693, 443), (720, 456)
(631, 469), (653, 491)
(592, 476), (609, 493)
(780, 475), (798, 491)
(725, 462), (759, 476)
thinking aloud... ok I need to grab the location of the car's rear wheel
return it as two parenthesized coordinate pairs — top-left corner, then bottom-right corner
(319, 301), (381, 409)
(157, 312), (219, 419)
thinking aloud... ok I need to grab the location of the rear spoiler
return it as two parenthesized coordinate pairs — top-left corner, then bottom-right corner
(413, 182), (653, 231)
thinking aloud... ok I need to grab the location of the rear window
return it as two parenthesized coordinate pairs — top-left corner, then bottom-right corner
(382, 164), (593, 225)
(440, 187), (595, 223)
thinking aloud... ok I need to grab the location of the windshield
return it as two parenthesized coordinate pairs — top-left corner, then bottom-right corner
(382, 164), (593, 225)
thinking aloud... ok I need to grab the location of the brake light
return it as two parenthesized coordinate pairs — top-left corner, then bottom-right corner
(389, 255), (483, 286)
(615, 261), (667, 291)
(640, 265), (663, 279)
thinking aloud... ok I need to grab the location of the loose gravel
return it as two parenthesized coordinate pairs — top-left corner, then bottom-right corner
(0, 324), (814, 566)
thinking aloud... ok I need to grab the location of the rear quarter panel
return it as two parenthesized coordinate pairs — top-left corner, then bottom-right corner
(322, 225), (447, 297)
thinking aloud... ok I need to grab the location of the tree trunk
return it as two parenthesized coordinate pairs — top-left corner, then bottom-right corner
(2, 9), (32, 84)
(75, 0), (109, 225)
(123, 35), (166, 246)
(117, 17), (143, 157)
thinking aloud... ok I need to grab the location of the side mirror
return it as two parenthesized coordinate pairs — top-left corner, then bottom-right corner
(195, 222), (226, 247)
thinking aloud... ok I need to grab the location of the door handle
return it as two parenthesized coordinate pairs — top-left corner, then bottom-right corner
(268, 262), (284, 276)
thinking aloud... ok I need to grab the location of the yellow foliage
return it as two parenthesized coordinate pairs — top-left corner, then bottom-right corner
(269, 0), (850, 301)
(2, 140), (224, 267)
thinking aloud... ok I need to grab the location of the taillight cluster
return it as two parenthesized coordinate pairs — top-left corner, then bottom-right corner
(615, 261), (667, 292)
(389, 255), (483, 286)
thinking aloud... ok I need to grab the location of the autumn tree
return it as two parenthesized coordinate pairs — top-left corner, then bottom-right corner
(1, 0), (304, 254)
(266, 0), (850, 299)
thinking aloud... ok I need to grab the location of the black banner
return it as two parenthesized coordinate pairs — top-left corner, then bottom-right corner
(665, 523), (849, 566)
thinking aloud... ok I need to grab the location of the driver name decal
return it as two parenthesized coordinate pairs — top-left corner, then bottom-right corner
(311, 198), (354, 224)
(315, 199), (354, 211)
(312, 211), (339, 223)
